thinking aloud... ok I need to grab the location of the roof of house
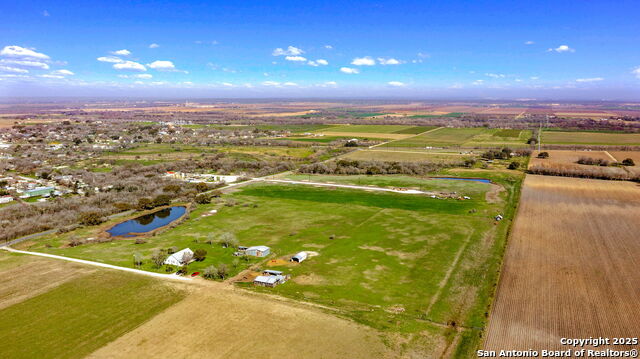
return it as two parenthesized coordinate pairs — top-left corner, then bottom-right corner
(165, 248), (193, 263)
(247, 245), (270, 251)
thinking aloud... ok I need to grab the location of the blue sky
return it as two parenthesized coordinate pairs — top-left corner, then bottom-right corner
(1, 0), (639, 99)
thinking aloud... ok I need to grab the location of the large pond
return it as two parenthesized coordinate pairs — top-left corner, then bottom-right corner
(435, 177), (491, 183)
(106, 206), (186, 237)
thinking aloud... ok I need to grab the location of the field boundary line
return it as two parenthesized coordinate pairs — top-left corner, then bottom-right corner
(0, 247), (192, 281)
(603, 150), (617, 162)
(425, 230), (476, 315)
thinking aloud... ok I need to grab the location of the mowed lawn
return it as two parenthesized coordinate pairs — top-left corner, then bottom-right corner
(541, 131), (640, 145)
(0, 269), (185, 359)
(383, 127), (530, 148)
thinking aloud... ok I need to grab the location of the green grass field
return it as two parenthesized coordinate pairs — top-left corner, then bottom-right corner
(541, 130), (640, 145)
(23, 174), (521, 356)
(383, 127), (531, 148)
(341, 149), (473, 163)
(0, 269), (184, 359)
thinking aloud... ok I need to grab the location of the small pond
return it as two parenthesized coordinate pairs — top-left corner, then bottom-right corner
(107, 206), (186, 237)
(434, 177), (491, 184)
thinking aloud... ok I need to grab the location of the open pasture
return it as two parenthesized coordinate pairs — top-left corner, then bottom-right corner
(541, 130), (640, 145)
(341, 148), (474, 163)
(23, 176), (519, 357)
(382, 127), (530, 148)
(485, 175), (640, 351)
(312, 124), (434, 140)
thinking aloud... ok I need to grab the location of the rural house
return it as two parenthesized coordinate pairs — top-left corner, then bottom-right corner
(164, 248), (194, 266)
(246, 245), (270, 257)
(291, 251), (308, 263)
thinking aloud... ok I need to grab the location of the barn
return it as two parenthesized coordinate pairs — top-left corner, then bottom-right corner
(246, 245), (270, 257)
(291, 251), (308, 263)
(164, 248), (194, 266)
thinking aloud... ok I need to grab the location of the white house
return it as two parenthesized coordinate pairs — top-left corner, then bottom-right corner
(246, 245), (270, 257)
(291, 251), (308, 263)
(254, 274), (286, 287)
(0, 196), (13, 204)
(164, 248), (194, 266)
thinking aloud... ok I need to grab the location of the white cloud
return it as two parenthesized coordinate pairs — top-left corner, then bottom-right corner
(575, 77), (603, 83)
(43, 10), (50, 17)
(530, 76), (540, 80)
(113, 61), (147, 71)
(51, 69), (74, 76)
(194, 40), (218, 45)
(485, 73), (506, 78)
(324, 45), (333, 49)
(262, 81), (281, 86)
(417, 52), (430, 58)
(118, 74), (151, 79)
(272, 46), (304, 56)
(285, 56), (307, 62)
(524, 41), (535, 45)
(340, 67), (359, 74)
(548, 45), (574, 53)
(222, 82), (234, 87)
(307, 59), (328, 66)
(632, 66), (640, 79)
(351, 56), (376, 66)
(149, 43), (160, 49)
(472, 79), (484, 85)
(0, 59), (49, 69)
(112, 49), (131, 56)
(0, 65), (29, 74)
(40, 74), (64, 79)
(387, 81), (405, 87)
(283, 82), (298, 86)
(321, 81), (337, 87)
(147, 60), (176, 70)
(378, 58), (402, 65)
(97, 56), (123, 63)
(0, 45), (50, 60)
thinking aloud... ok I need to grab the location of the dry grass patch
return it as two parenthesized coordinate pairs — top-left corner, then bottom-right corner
(88, 286), (390, 359)
(0, 252), (95, 310)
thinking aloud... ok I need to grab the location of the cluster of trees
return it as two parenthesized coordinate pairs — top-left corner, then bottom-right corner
(528, 164), (639, 181)
(298, 159), (455, 175)
(577, 156), (635, 167)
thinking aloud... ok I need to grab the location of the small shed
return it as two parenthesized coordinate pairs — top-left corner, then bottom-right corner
(291, 251), (308, 263)
(246, 245), (270, 257)
(254, 274), (286, 287)
(164, 248), (194, 266)
(263, 269), (283, 276)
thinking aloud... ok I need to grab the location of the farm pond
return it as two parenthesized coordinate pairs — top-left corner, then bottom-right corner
(106, 206), (186, 237)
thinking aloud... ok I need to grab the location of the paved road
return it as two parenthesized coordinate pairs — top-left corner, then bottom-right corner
(258, 178), (430, 195)
(1, 247), (192, 281)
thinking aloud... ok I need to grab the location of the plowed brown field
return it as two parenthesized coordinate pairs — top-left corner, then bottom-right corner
(484, 175), (640, 351)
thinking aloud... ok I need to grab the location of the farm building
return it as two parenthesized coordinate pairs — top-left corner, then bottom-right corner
(263, 269), (283, 276)
(291, 252), (308, 263)
(164, 248), (194, 266)
(246, 245), (270, 257)
(21, 186), (55, 198)
(254, 274), (287, 287)
(0, 195), (13, 204)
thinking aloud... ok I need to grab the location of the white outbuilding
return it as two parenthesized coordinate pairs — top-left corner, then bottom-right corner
(164, 248), (194, 266)
(291, 251), (308, 263)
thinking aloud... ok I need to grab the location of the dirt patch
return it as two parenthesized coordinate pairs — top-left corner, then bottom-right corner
(485, 183), (505, 203)
(292, 273), (327, 285)
(87, 286), (390, 359)
(359, 245), (418, 260)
